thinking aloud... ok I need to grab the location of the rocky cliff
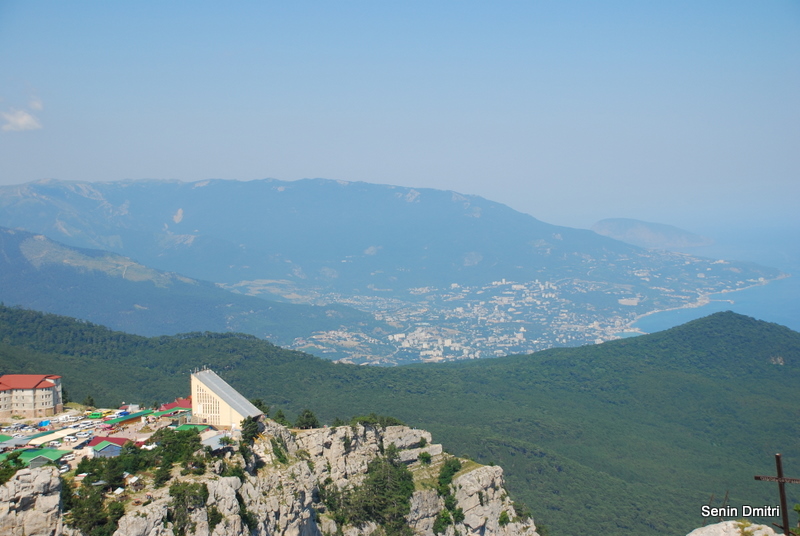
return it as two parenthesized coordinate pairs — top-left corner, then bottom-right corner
(0, 466), (63, 536)
(686, 520), (780, 536)
(0, 422), (540, 536)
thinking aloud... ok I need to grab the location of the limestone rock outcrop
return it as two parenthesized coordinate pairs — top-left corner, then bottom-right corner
(112, 500), (171, 536)
(406, 463), (537, 536)
(0, 466), (63, 536)
(687, 520), (781, 536)
(1, 422), (540, 536)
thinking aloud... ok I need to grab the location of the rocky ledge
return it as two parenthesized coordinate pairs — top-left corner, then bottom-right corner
(0, 421), (540, 536)
(687, 520), (780, 536)
(0, 466), (63, 536)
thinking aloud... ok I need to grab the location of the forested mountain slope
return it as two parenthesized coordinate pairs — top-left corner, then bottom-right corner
(0, 305), (797, 535)
(0, 226), (382, 348)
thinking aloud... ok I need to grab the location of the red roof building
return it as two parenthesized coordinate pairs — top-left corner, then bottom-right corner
(0, 374), (63, 419)
(159, 397), (192, 412)
(86, 436), (136, 448)
(0, 375), (61, 391)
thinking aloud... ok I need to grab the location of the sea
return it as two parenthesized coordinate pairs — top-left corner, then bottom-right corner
(630, 225), (800, 334)
(632, 275), (800, 333)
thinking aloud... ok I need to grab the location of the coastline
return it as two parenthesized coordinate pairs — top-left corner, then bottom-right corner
(618, 274), (791, 336)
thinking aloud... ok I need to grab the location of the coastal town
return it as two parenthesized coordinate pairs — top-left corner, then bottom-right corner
(287, 258), (773, 365)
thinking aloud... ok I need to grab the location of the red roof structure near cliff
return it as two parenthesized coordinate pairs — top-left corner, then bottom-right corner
(158, 397), (192, 412)
(86, 436), (141, 448)
(0, 374), (60, 392)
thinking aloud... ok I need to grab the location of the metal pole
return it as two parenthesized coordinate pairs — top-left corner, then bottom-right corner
(776, 454), (790, 536)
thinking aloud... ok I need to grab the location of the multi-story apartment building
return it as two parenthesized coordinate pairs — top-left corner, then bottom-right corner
(0, 374), (63, 419)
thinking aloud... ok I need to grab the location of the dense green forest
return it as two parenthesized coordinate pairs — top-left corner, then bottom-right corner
(1, 304), (798, 535)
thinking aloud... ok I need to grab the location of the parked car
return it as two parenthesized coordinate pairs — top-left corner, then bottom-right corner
(75, 431), (91, 438)
(58, 465), (70, 474)
(61, 453), (75, 461)
(63, 435), (77, 442)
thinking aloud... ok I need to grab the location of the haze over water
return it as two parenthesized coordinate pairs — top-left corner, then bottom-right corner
(632, 225), (800, 333)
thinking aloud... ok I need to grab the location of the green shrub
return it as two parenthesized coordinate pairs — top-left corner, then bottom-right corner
(60, 477), (76, 512)
(418, 452), (432, 465)
(236, 490), (258, 530)
(66, 485), (106, 534)
(239, 442), (252, 465)
(437, 458), (462, 496)
(169, 482), (209, 536)
(270, 437), (288, 464)
(106, 502), (126, 525)
(272, 409), (290, 427)
(349, 413), (405, 428)
(433, 510), (452, 534)
(207, 505), (223, 533)
(499, 510), (510, 527)
(295, 409), (321, 429)
(318, 449), (415, 535)
(153, 464), (171, 487)
(452, 507), (465, 524)
(67, 484), (126, 536)
(221, 463), (246, 481)
(151, 428), (202, 465)
(512, 500), (532, 521)
(0, 451), (24, 485)
(241, 416), (260, 445)
(318, 477), (345, 522)
(181, 455), (206, 476)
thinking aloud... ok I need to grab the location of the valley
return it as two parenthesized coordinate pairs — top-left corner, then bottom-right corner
(0, 179), (783, 364)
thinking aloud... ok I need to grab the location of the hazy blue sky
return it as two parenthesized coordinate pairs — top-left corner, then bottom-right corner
(1, 1), (798, 231)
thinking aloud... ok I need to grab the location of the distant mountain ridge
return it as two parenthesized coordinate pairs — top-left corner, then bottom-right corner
(0, 178), (739, 290)
(0, 178), (784, 363)
(0, 226), (381, 347)
(592, 217), (714, 249)
(0, 178), (631, 290)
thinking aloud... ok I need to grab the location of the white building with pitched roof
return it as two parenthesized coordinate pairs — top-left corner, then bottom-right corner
(190, 369), (262, 429)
